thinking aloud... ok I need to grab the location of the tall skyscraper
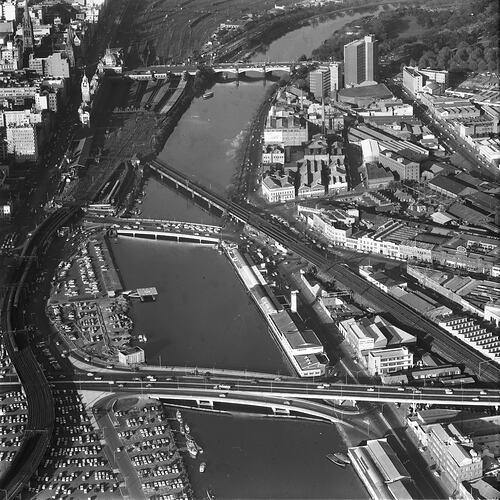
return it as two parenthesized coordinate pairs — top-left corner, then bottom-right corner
(329, 61), (343, 92)
(343, 35), (378, 87)
(309, 67), (330, 100)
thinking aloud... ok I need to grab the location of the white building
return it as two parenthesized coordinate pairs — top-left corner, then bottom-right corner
(6, 124), (39, 161)
(360, 138), (380, 163)
(268, 310), (327, 377)
(367, 346), (413, 376)
(329, 61), (343, 92)
(118, 346), (145, 365)
(261, 175), (295, 203)
(1, 1), (16, 22)
(81, 73), (91, 103)
(262, 145), (285, 165)
(264, 105), (308, 147)
(475, 137), (500, 167)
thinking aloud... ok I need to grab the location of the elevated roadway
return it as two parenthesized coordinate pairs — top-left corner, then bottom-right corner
(148, 158), (500, 383)
(59, 376), (500, 408)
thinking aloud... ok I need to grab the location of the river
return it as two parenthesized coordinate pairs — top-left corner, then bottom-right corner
(250, 4), (389, 62)
(114, 7), (389, 499)
(111, 238), (289, 374)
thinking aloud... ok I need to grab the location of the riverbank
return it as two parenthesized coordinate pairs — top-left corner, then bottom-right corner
(229, 81), (280, 202)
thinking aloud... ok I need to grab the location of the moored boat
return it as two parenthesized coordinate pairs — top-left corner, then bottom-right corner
(334, 452), (351, 465)
(199, 462), (206, 473)
(326, 453), (346, 467)
(186, 436), (198, 458)
(202, 91), (214, 99)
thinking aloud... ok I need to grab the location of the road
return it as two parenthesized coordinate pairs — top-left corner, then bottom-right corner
(51, 375), (500, 407)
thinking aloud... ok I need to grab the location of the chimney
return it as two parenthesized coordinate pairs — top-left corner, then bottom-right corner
(290, 290), (298, 313)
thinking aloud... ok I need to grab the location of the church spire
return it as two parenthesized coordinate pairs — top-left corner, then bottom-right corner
(22, 0), (35, 65)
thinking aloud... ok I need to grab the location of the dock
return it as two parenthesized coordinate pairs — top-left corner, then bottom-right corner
(123, 287), (158, 301)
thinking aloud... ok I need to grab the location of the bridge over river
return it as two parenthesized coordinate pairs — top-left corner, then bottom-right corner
(85, 215), (228, 244)
(125, 61), (296, 80)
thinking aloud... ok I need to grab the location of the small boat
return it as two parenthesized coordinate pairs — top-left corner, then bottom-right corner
(202, 91), (214, 99)
(186, 437), (198, 459)
(176, 410), (182, 422)
(326, 453), (346, 468)
(199, 462), (206, 473)
(184, 423), (190, 434)
(334, 452), (351, 465)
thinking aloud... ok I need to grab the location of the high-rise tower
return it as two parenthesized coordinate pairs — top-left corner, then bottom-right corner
(343, 35), (378, 87)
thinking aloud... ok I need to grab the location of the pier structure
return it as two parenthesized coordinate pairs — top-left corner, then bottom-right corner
(123, 287), (158, 301)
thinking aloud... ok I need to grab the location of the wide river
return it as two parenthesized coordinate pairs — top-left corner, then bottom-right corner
(111, 6), (391, 499)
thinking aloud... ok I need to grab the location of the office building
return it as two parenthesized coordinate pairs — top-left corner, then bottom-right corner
(344, 34), (378, 87)
(427, 423), (483, 485)
(329, 61), (343, 92)
(367, 346), (414, 376)
(6, 124), (39, 161)
(403, 66), (449, 97)
(309, 67), (330, 100)
(378, 150), (420, 181)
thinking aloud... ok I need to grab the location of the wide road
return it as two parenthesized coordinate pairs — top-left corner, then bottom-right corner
(149, 158), (500, 383)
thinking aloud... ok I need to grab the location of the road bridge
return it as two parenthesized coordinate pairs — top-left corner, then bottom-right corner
(60, 377), (500, 408)
(86, 215), (224, 244)
(124, 62), (294, 80)
(147, 158), (500, 383)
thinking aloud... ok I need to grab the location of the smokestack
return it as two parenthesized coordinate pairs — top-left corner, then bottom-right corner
(290, 290), (298, 313)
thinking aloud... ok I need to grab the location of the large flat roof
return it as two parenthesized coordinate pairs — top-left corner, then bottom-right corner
(270, 311), (322, 351)
(366, 439), (410, 483)
(339, 83), (393, 99)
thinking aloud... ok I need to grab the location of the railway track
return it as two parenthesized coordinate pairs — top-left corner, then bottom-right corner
(0, 207), (78, 499)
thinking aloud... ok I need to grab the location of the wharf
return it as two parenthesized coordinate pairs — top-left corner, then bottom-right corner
(89, 236), (123, 295)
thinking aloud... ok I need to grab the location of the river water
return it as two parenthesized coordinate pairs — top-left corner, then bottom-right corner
(250, 5), (388, 62)
(113, 8), (387, 499)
